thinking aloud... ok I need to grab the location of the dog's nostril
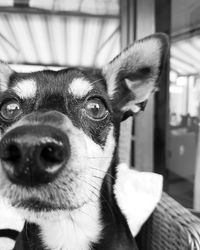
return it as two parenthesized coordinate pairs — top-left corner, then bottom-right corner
(40, 144), (65, 166)
(2, 143), (22, 163)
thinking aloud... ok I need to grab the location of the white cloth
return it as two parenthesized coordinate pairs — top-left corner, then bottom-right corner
(114, 163), (163, 236)
(0, 199), (24, 250)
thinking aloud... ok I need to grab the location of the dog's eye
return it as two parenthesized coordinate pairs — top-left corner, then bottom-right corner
(0, 100), (22, 121)
(85, 98), (108, 120)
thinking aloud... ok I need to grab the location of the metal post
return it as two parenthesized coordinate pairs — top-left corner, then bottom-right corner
(119, 0), (136, 166)
(134, 0), (156, 172)
(154, 0), (171, 188)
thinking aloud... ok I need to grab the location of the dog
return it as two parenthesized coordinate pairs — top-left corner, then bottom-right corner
(0, 33), (168, 250)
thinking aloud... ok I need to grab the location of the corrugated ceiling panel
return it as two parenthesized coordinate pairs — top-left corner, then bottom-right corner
(95, 29), (120, 66)
(48, 15), (66, 65)
(93, 19), (119, 66)
(0, 41), (7, 61)
(29, 0), (119, 15)
(191, 36), (200, 50)
(9, 14), (38, 63)
(178, 41), (200, 64)
(80, 0), (119, 15)
(29, 15), (52, 64)
(80, 18), (102, 67)
(171, 36), (200, 75)
(171, 57), (197, 75)
(0, 13), (120, 67)
(66, 16), (85, 66)
(0, 0), (119, 15)
(30, 0), (54, 10)
(171, 45), (200, 71)
(0, 14), (19, 61)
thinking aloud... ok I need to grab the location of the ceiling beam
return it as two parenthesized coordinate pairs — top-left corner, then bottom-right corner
(0, 6), (119, 19)
(14, 0), (30, 8)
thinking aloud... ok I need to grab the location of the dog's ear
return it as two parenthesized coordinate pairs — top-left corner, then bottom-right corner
(0, 61), (14, 91)
(102, 33), (169, 119)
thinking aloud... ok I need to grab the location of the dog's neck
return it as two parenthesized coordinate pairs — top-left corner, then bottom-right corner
(40, 203), (102, 250)
(13, 158), (138, 250)
(14, 198), (102, 250)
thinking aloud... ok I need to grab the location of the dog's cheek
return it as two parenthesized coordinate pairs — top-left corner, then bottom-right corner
(0, 164), (9, 197)
(73, 127), (115, 205)
(0, 124), (116, 211)
(55, 127), (116, 208)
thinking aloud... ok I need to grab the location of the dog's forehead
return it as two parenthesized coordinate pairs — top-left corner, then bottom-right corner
(8, 68), (107, 99)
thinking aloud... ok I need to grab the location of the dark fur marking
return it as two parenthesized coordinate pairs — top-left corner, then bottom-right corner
(0, 68), (110, 147)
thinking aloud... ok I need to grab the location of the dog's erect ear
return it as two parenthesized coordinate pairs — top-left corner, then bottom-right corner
(0, 61), (14, 91)
(102, 33), (169, 117)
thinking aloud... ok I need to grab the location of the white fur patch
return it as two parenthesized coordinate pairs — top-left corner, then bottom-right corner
(12, 79), (37, 99)
(121, 101), (141, 113)
(69, 78), (93, 98)
(0, 196), (24, 250)
(0, 197), (24, 231)
(39, 202), (102, 250)
(0, 237), (15, 250)
(114, 163), (163, 237)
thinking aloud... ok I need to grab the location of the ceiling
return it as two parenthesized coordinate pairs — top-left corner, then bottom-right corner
(0, 0), (119, 15)
(0, 0), (120, 68)
(171, 0), (200, 77)
(171, 35), (200, 76)
(1, 0), (200, 77)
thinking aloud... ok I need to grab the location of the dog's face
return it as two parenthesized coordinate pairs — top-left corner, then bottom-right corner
(0, 34), (168, 219)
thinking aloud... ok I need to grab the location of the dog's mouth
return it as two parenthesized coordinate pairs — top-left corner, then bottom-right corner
(0, 167), (99, 214)
(14, 198), (93, 217)
(12, 198), (64, 212)
(11, 195), (89, 213)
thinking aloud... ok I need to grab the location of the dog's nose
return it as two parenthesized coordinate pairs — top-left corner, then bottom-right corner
(0, 125), (70, 186)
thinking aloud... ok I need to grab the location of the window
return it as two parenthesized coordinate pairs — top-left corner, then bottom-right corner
(167, 0), (200, 209)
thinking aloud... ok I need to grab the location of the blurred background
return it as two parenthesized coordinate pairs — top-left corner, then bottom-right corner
(0, 0), (200, 212)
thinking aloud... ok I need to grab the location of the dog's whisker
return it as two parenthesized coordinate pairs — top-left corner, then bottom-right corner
(76, 176), (101, 194)
(78, 156), (112, 159)
(90, 167), (115, 180)
(75, 177), (102, 203)
(77, 176), (115, 221)
(25, 222), (32, 249)
(68, 212), (80, 245)
(92, 175), (112, 185)
(78, 207), (99, 223)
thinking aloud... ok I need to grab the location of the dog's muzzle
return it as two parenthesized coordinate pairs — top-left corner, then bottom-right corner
(0, 125), (70, 186)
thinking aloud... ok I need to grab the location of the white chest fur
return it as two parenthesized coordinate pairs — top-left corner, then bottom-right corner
(40, 202), (102, 250)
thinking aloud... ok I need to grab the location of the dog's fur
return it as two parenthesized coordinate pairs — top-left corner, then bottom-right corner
(0, 33), (168, 250)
